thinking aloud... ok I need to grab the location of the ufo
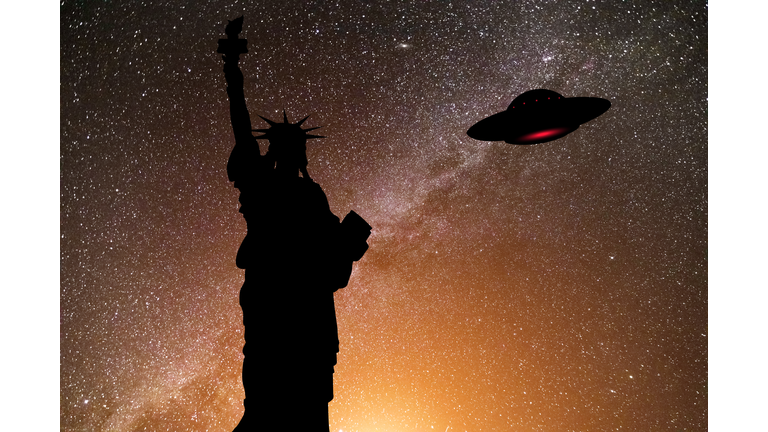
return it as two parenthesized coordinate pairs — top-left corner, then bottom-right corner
(467, 89), (610, 145)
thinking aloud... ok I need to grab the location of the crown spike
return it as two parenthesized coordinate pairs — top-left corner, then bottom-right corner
(296, 114), (311, 126)
(302, 126), (322, 132)
(258, 115), (278, 126)
(305, 134), (326, 139)
(283, 110), (289, 123)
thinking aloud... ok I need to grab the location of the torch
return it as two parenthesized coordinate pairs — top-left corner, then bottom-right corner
(217, 16), (248, 60)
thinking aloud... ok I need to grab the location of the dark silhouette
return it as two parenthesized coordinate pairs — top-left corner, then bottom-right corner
(218, 17), (371, 432)
(467, 89), (610, 144)
(252, 110), (324, 181)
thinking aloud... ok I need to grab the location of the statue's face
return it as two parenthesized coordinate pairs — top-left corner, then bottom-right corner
(262, 122), (311, 161)
(268, 127), (307, 148)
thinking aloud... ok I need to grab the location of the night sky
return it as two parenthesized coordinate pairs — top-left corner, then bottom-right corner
(60, 1), (707, 431)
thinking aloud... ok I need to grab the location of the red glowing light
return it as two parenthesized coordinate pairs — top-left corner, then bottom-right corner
(517, 127), (572, 142)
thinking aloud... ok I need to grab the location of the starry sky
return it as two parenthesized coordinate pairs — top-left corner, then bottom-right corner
(60, 1), (707, 431)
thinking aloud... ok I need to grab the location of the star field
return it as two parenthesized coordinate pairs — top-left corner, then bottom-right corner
(61, 1), (707, 431)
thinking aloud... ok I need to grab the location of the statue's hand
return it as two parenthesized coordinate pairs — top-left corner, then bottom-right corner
(223, 59), (244, 84)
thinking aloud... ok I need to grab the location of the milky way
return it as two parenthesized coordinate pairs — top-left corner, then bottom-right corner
(61, 1), (707, 431)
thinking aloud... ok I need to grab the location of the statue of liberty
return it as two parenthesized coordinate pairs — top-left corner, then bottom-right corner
(217, 16), (371, 432)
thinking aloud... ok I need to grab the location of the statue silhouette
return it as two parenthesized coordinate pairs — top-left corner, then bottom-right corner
(253, 110), (323, 181)
(218, 17), (371, 432)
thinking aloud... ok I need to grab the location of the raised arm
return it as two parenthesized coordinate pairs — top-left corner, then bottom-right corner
(218, 17), (260, 183)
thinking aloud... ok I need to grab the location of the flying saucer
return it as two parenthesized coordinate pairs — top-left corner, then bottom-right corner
(467, 89), (610, 145)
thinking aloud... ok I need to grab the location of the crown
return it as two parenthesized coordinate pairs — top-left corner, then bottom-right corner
(252, 110), (325, 140)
